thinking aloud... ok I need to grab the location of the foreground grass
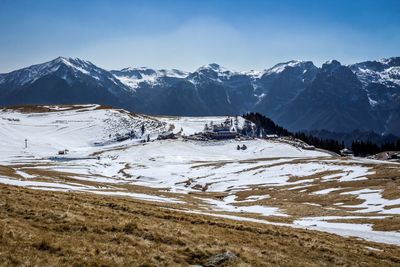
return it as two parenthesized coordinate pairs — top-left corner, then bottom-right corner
(0, 184), (399, 266)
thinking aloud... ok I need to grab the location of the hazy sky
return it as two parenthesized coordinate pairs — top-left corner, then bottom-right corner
(1, 0), (399, 72)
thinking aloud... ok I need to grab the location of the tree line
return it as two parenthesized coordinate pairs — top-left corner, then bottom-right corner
(351, 140), (400, 156)
(243, 112), (400, 156)
(243, 112), (343, 153)
(242, 112), (290, 136)
(293, 132), (343, 154)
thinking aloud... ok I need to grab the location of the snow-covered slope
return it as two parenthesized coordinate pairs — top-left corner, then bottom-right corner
(0, 104), (167, 161)
(111, 67), (189, 90)
(263, 60), (315, 75)
(0, 105), (399, 245)
(0, 105), (323, 161)
(0, 57), (124, 89)
(350, 57), (400, 87)
(187, 63), (241, 84)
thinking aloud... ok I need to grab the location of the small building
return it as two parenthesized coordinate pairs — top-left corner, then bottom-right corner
(204, 131), (238, 140)
(212, 124), (231, 133)
(58, 149), (69, 155)
(187, 117), (249, 141)
(340, 148), (353, 156)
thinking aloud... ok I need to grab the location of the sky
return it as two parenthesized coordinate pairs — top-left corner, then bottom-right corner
(1, 0), (399, 72)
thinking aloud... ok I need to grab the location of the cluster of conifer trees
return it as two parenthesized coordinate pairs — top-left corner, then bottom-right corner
(293, 132), (343, 154)
(243, 112), (399, 156)
(351, 140), (400, 156)
(243, 112), (343, 153)
(242, 112), (290, 136)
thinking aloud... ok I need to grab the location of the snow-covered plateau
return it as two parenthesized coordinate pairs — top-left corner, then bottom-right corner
(0, 104), (399, 245)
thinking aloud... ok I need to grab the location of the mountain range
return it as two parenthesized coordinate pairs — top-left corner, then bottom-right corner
(0, 56), (399, 136)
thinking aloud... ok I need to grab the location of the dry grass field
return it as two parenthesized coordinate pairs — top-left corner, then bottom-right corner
(1, 184), (400, 267)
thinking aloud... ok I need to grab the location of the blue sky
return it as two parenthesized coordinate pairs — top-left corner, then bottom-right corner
(1, 0), (399, 72)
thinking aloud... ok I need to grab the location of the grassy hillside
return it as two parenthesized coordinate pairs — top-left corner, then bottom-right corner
(1, 184), (400, 266)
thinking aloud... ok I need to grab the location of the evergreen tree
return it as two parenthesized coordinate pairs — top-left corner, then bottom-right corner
(141, 124), (145, 135)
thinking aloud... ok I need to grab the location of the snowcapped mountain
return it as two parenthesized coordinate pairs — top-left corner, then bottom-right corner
(111, 67), (188, 90)
(350, 57), (400, 87)
(276, 60), (380, 133)
(0, 57), (125, 90)
(187, 63), (240, 84)
(349, 57), (400, 108)
(252, 60), (318, 117)
(349, 57), (400, 135)
(1, 56), (399, 136)
(0, 57), (132, 107)
(263, 60), (314, 75)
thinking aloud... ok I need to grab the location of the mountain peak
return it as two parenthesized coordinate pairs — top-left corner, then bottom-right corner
(119, 66), (150, 72)
(1, 56), (400, 136)
(322, 60), (342, 73)
(206, 63), (221, 70)
(197, 63), (231, 73)
(377, 57), (400, 66)
(0, 56), (119, 87)
(188, 63), (236, 84)
(51, 56), (94, 69)
(265, 60), (315, 75)
(323, 59), (341, 66)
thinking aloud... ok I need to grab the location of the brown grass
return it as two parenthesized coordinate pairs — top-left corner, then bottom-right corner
(3, 157), (400, 234)
(1, 184), (400, 266)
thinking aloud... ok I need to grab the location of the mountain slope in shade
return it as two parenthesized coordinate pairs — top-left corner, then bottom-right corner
(253, 60), (318, 118)
(0, 57), (132, 107)
(276, 60), (381, 132)
(1, 56), (399, 136)
(350, 57), (400, 135)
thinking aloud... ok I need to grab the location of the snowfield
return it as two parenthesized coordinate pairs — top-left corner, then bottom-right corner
(0, 105), (166, 161)
(0, 104), (399, 245)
